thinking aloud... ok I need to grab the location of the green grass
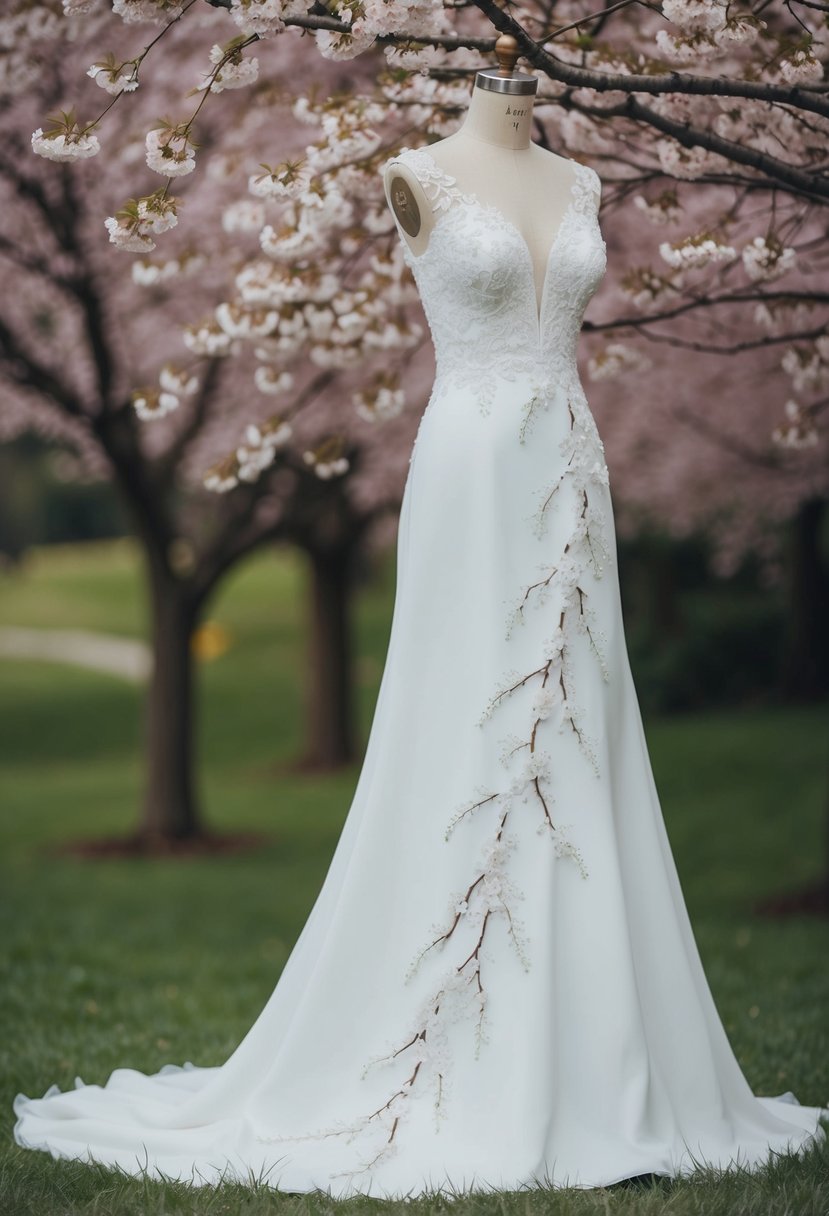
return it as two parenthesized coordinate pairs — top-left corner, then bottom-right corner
(1, 539), (828, 1215)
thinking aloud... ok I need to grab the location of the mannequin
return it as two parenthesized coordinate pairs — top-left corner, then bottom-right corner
(383, 36), (579, 314)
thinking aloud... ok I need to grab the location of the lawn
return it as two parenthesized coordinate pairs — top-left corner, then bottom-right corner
(0, 539), (827, 1216)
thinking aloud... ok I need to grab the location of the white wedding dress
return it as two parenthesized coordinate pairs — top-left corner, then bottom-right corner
(13, 145), (827, 1197)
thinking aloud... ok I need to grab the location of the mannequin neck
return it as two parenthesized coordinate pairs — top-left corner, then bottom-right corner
(457, 82), (536, 150)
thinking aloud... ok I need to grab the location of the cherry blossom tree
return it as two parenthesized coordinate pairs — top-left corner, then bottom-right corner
(27, 0), (825, 597)
(582, 186), (829, 701)
(9, 0), (829, 849)
(1, 7), (429, 846)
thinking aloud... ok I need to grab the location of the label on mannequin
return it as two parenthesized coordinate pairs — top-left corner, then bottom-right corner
(390, 174), (422, 238)
(505, 103), (529, 131)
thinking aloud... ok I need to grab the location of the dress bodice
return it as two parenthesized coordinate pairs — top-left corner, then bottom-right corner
(383, 146), (607, 415)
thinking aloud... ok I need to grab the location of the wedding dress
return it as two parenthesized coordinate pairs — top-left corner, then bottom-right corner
(13, 145), (827, 1197)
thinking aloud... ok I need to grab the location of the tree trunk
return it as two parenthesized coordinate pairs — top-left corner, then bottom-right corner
(140, 563), (204, 841)
(781, 497), (829, 702)
(300, 543), (357, 770)
(823, 751), (829, 909)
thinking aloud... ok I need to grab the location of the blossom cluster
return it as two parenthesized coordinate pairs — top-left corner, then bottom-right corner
(237, 419), (292, 480)
(620, 266), (682, 312)
(18, 0), (827, 573)
(659, 235), (736, 270)
(353, 380), (406, 423)
(741, 236), (798, 284)
(88, 54), (140, 94)
(633, 191), (683, 227)
(105, 191), (179, 252)
(587, 343), (652, 382)
(772, 400), (819, 451)
(197, 42), (259, 92)
(146, 124), (197, 177)
(32, 111), (100, 162)
(302, 444), (349, 480)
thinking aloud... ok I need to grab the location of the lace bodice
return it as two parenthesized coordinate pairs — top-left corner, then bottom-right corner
(382, 145), (607, 414)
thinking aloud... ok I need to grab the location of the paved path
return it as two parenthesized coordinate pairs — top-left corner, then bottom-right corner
(0, 627), (151, 682)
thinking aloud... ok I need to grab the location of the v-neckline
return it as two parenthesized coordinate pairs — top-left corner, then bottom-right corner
(410, 147), (583, 341)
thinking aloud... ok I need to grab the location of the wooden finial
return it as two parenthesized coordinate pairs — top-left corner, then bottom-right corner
(494, 33), (520, 77)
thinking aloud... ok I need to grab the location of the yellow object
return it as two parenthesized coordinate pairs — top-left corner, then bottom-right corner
(191, 621), (232, 661)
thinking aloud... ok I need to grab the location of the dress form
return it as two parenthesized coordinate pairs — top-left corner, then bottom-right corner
(383, 37), (580, 313)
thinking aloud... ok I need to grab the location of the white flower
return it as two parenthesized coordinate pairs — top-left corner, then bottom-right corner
(229, 0), (284, 37)
(655, 29), (711, 64)
(248, 160), (312, 200)
(620, 267), (682, 311)
(661, 0), (727, 34)
(304, 306), (335, 340)
(781, 347), (829, 394)
(132, 387), (179, 420)
(659, 236), (736, 269)
(159, 365), (198, 397)
(303, 449), (349, 479)
(633, 193), (682, 226)
(714, 15), (760, 49)
(104, 217), (156, 252)
(136, 197), (178, 235)
(222, 199), (265, 234)
(259, 222), (324, 262)
(87, 59), (139, 94)
(741, 236), (797, 283)
(106, 191), (179, 252)
(232, 418), (291, 483)
(215, 301), (278, 339)
(779, 50), (823, 86)
(588, 343), (652, 381)
(131, 252), (205, 285)
(656, 139), (729, 180)
(145, 126), (196, 178)
(198, 44), (259, 92)
(315, 20), (377, 61)
(112, 0), (184, 22)
(384, 42), (444, 72)
(204, 471), (238, 493)
(132, 261), (165, 285)
(31, 125), (100, 162)
(265, 419), (292, 447)
(183, 320), (234, 356)
(772, 400), (819, 450)
(254, 367), (294, 395)
(353, 385), (405, 422)
(316, 457), (349, 479)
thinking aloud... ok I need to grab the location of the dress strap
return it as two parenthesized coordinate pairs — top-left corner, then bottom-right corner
(386, 146), (475, 215)
(571, 161), (602, 216)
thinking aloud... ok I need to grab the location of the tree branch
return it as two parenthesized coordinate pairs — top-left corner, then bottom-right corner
(586, 289), (829, 334)
(0, 314), (88, 418)
(157, 357), (222, 479)
(58, 168), (118, 412)
(468, 0), (829, 120)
